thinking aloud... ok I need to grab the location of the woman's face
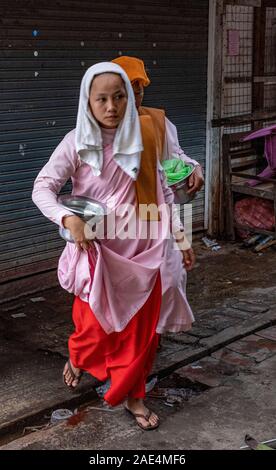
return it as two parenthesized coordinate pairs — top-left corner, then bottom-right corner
(89, 73), (128, 128)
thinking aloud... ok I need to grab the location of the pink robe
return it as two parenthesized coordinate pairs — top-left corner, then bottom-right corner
(32, 128), (194, 334)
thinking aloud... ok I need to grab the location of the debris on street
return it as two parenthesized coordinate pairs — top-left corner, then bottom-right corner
(202, 237), (221, 251)
(22, 423), (51, 436)
(11, 313), (27, 318)
(85, 405), (117, 413)
(242, 434), (275, 450)
(253, 235), (276, 253)
(95, 379), (111, 397)
(243, 234), (264, 247)
(50, 409), (73, 425)
(145, 375), (158, 393)
(30, 297), (46, 303)
(242, 233), (276, 252)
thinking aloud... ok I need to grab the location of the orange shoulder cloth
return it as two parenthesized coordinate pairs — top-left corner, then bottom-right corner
(135, 115), (160, 221)
(139, 106), (166, 161)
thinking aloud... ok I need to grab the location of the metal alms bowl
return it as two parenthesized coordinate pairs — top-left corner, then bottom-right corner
(57, 195), (107, 243)
(168, 164), (196, 205)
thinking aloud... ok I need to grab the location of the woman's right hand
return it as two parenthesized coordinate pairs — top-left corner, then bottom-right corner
(63, 215), (92, 251)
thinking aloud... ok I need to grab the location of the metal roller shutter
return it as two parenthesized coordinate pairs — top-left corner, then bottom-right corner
(0, 0), (208, 283)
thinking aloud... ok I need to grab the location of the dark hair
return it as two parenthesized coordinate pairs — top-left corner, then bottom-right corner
(89, 72), (126, 93)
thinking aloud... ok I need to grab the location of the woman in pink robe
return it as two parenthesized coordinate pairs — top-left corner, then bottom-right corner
(32, 62), (195, 430)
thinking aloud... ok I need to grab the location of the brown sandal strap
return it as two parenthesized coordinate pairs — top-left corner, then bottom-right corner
(125, 406), (159, 430)
(66, 361), (82, 381)
(132, 412), (151, 421)
(125, 407), (152, 421)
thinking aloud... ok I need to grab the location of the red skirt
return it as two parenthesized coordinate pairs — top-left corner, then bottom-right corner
(68, 272), (161, 407)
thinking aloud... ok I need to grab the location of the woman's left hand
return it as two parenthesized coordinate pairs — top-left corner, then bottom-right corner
(186, 165), (204, 195)
(181, 247), (196, 271)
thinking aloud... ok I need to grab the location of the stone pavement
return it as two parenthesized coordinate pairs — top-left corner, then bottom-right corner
(2, 325), (276, 450)
(0, 240), (276, 447)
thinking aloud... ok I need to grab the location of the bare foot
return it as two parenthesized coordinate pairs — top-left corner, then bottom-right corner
(63, 360), (82, 388)
(126, 398), (159, 430)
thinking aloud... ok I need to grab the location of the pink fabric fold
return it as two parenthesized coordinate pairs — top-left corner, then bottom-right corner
(33, 128), (194, 334)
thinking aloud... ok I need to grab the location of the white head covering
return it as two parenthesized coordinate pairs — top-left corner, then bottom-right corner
(75, 62), (143, 180)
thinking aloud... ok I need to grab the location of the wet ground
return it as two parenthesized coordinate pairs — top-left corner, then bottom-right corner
(3, 327), (276, 450)
(0, 238), (276, 449)
(188, 239), (276, 308)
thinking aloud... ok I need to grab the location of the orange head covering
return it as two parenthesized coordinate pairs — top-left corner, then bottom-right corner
(111, 56), (150, 87)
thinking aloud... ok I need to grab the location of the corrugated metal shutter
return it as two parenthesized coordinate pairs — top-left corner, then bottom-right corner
(0, 0), (208, 283)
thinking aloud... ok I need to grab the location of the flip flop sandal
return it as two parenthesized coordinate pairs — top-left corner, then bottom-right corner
(124, 406), (159, 431)
(63, 360), (83, 390)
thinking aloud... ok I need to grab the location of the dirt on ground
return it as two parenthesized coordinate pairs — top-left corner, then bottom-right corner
(187, 239), (276, 311)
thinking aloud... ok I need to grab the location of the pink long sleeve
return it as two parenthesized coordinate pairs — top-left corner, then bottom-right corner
(32, 131), (78, 227)
(158, 162), (185, 235)
(163, 117), (199, 167)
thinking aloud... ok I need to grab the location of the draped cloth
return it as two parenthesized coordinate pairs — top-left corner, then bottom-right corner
(111, 55), (151, 87)
(137, 115), (159, 220)
(69, 273), (162, 406)
(139, 106), (166, 161)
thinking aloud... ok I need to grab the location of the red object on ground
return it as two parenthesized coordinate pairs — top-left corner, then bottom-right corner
(234, 197), (275, 238)
(69, 273), (161, 407)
